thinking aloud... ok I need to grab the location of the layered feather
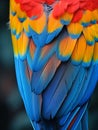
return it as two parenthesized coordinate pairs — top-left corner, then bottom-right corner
(10, 0), (98, 130)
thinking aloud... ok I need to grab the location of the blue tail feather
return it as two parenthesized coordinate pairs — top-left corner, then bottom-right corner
(15, 58), (42, 121)
(59, 103), (88, 130)
(57, 64), (95, 118)
(71, 103), (88, 130)
(66, 65), (94, 112)
(80, 64), (98, 104)
(42, 61), (80, 119)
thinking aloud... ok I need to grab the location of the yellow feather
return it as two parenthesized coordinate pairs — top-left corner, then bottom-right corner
(83, 44), (94, 63)
(17, 32), (29, 57)
(11, 34), (18, 57)
(23, 13), (46, 34)
(93, 42), (98, 62)
(79, 10), (92, 24)
(59, 37), (77, 57)
(16, 4), (27, 19)
(48, 13), (63, 33)
(16, 21), (23, 36)
(92, 9), (98, 22)
(60, 12), (73, 24)
(23, 18), (29, 33)
(10, 0), (17, 13)
(92, 24), (98, 39)
(10, 0), (26, 19)
(67, 23), (83, 37)
(10, 14), (14, 28)
(72, 35), (86, 62)
(11, 15), (20, 32)
(83, 26), (94, 44)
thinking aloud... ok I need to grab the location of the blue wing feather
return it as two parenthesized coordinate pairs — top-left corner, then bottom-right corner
(80, 64), (98, 104)
(42, 61), (80, 119)
(15, 58), (42, 121)
(57, 64), (95, 118)
(31, 54), (60, 94)
(70, 103), (88, 130)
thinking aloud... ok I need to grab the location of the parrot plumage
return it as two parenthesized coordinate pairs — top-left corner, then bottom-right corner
(10, 0), (98, 129)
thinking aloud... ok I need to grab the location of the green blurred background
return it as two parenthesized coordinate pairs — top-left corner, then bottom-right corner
(0, 1), (32, 130)
(0, 0), (98, 130)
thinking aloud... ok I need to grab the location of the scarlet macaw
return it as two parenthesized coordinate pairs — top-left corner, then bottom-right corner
(10, 0), (98, 129)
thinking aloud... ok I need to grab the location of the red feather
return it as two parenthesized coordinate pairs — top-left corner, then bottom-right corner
(72, 10), (83, 23)
(15, 0), (98, 21)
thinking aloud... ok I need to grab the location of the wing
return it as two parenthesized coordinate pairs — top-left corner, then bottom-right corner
(10, 0), (98, 129)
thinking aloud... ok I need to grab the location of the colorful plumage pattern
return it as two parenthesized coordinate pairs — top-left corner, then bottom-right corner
(10, 0), (98, 129)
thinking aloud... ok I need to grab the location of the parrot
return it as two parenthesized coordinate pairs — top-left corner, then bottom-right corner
(10, 0), (98, 130)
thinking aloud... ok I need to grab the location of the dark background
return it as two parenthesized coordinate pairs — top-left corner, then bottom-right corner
(0, 0), (98, 130)
(0, 1), (32, 130)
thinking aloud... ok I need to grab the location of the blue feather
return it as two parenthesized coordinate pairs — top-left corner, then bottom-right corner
(60, 104), (88, 130)
(69, 33), (80, 39)
(16, 58), (42, 121)
(56, 63), (82, 117)
(81, 109), (88, 130)
(42, 61), (80, 119)
(57, 64), (94, 117)
(58, 113), (70, 126)
(14, 58), (25, 101)
(11, 11), (16, 16)
(16, 33), (21, 39)
(70, 103), (88, 130)
(70, 65), (94, 110)
(11, 29), (16, 35)
(42, 63), (67, 119)
(32, 45), (57, 71)
(80, 64), (98, 104)
(60, 20), (70, 25)
(60, 107), (80, 130)
(76, 122), (82, 130)
(31, 54), (60, 94)
(29, 27), (47, 47)
(46, 28), (63, 43)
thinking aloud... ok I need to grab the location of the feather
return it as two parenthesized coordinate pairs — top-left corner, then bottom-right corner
(10, 0), (98, 130)
(60, 107), (80, 130)
(29, 13), (46, 34)
(68, 103), (88, 130)
(79, 10), (92, 27)
(71, 35), (87, 65)
(58, 35), (77, 61)
(82, 44), (94, 67)
(15, 58), (42, 121)
(59, 103), (88, 130)
(92, 24), (98, 42)
(60, 12), (73, 25)
(17, 32), (29, 59)
(46, 13), (63, 43)
(91, 9), (98, 23)
(31, 54), (61, 94)
(83, 26), (95, 45)
(42, 63), (67, 119)
(27, 37), (58, 71)
(57, 64), (95, 118)
(57, 65), (85, 118)
(23, 13), (47, 46)
(42, 61), (80, 119)
(81, 109), (88, 130)
(93, 42), (98, 64)
(67, 23), (83, 39)
(80, 64), (98, 104)
(27, 38), (36, 69)
(11, 34), (18, 57)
